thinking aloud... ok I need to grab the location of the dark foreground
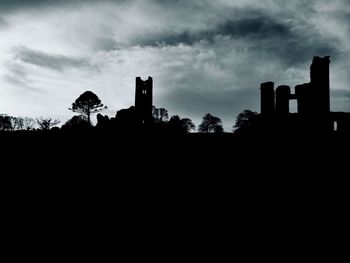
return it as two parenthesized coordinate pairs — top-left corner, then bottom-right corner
(1, 130), (349, 258)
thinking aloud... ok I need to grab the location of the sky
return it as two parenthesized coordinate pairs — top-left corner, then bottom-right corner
(0, 0), (349, 131)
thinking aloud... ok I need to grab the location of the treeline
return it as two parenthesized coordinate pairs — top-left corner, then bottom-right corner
(0, 115), (60, 131)
(1, 90), (257, 133)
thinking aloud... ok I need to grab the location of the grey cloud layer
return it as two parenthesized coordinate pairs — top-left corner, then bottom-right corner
(12, 47), (90, 71)
(136, 6), (340, 66)
(0, 0), (128, 12)
(0, 0), (89, 11)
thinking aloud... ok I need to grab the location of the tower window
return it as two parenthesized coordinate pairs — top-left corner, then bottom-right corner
(289, 99), (297, 113)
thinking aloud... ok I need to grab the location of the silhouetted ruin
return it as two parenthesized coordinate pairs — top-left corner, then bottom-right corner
(1, 58), (349, 252)
(275, 85), (291, 115)
(113, 76), (154, 130)
(261, 56), (330, 116)
(260, 56), (350, 134)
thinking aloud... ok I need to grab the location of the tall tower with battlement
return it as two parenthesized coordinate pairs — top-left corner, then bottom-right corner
(135, 76), (153, 124)
(310, 56), (330, 114)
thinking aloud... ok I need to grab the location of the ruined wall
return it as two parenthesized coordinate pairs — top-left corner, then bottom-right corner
(260, 56), (331, 116)
(258, 56), (336, 133)
(260, 82), (275, 115)
(276, 85), (291, 115)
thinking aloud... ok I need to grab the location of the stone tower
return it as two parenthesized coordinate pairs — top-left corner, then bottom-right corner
(260, 82), (275, 115)
(310, 56), (330, 114)
(135, 76), (153, 124)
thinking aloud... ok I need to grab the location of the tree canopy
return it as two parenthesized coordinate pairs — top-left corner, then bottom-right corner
(36, 117), (61, 130)
(234, 110), (259, 134)
(69, 91), (107, 124)
(169, 115), (196, 133)
(198, 113), (223, 133)
(152, 106), (169, 122)
(0, 114), (12, 131)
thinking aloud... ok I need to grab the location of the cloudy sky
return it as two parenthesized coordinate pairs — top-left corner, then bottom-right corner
(0, 0), (349, 130)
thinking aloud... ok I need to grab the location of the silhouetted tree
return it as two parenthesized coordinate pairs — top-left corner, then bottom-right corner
(0, 114), (13, 131)
(1, 116), (35, 131)
(62, 115), (90, 130)
(198, 113), (223, 133)
(152, 106), (169, 122)
(181, 118), (196, 132)
(69, 91), (107, 125)
(22, 117), (36, 130)
(10, 117), (23, 131)
(169, 115), (196, 133)
(36, 117), (60, 130)
(234, 110), (259, 134)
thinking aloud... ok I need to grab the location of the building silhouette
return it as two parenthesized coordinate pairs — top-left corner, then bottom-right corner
(113, 76), (153, 128)
(261, 56), (330, 116)
(260, 56), (350, 133)
(135, 76), (153, 125)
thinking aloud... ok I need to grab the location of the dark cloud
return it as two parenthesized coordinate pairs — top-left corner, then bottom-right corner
(0, 0), (127, 12)
(136, 8), (339, 67)
(218, 16), (290, 39)
(263, 35), (339, 67)
(12, 46), (90, 71)
(136, 10), (292, 46)
(93, 37), (119, 52)
(0, 0), (82, 10)
(0, 0), (60, 11)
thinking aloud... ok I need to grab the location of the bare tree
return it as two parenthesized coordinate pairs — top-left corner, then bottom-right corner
(23, 117), (36, 130)
(0, 114), (13, 131)
(36, 117), (60, 130)
(11, 117), (24, 131)
(1, 116), (36, 131)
